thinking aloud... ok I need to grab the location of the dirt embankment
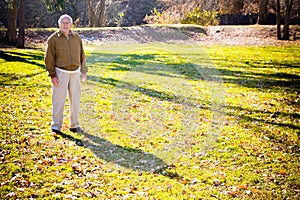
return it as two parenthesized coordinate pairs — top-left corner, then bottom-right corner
(1, 25), (300, 47)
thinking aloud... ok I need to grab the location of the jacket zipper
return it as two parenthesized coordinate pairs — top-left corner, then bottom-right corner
(67, 36), (73, 66)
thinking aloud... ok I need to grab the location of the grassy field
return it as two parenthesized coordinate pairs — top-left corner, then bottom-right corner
(0, 43), (299, 199)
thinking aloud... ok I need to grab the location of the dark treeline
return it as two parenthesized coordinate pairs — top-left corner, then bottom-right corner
(0, 0), (299, 28)
(0, 0), (299, 47)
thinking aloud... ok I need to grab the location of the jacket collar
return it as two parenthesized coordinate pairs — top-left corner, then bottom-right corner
(57, 30), (74, 37)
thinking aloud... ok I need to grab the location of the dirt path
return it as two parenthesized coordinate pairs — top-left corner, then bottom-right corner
(202, 25), (300, 46)
(1, 25), (300, 48)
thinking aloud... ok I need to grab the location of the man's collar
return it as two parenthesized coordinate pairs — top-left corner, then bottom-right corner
(57, 30), (74, 37)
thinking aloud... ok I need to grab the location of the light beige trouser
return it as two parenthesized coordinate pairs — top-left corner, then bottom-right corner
(51, 68), (81, 131)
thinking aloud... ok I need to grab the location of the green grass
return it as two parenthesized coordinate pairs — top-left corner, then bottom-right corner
(0, 44), (299, 199)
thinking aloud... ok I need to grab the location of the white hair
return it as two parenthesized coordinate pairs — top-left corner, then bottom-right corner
(58, 14), (73, 25)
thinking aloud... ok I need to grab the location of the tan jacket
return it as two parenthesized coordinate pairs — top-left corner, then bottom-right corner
(44, 30), (87, 78)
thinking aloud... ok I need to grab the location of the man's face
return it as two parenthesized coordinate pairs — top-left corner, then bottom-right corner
(59, 18), (72, 35)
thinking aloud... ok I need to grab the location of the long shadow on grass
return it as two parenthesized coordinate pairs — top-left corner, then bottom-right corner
(0, 71), (45, 86)
(218, 68), (300, 90)
(89, 52), (300, 91)
(89, 71), (299, 135)
(0, 50), (44, 68)
(197, 57), (300, 91)
(87, 51), (299, 159)
(88, 74), (209, 110)
(56, 130), (182, 179)
(82, 132), (180, 178)
(226, 105), (300, 131)
(87, 52), (202, 81)
(0, 50), (46, 86)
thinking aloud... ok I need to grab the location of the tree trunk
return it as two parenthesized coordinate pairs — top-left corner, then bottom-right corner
(258, 0), (268, 24)
(17, 0), (25, 48)
(87, 0), (96, 27)
(97, 0), (106, 27)
(283, 0), (294, 40)
(6, 0), (18, 45)
(276, 0), (281, 39)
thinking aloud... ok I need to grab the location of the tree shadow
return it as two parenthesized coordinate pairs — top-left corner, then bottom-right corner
(88, 51), (299, 91)
(87, 52), (202, 81)
(194, 56), (300, 89)
(225, 104), (300, 131)
(0, 50), (46, 86)
(0, 50), (45, 68)
(224, 104), (300, 154)
(0, 71), (45, 86)
(87, 74), (209, 112)
(218, 68), (300, 90)
(85, 50), (298, 154)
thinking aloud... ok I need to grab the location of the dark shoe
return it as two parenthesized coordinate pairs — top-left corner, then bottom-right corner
(69, 127), (85, 134)
(52, 129), (62, 134)
(51, 129), (62, 139)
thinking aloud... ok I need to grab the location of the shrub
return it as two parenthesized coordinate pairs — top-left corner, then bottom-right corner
(181, 8), (219, 26)
(145, 7), (182, 24)
(144, 3), (196, 24)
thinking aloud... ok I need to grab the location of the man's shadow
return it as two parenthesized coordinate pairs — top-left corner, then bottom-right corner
(56, 131), (181, 179)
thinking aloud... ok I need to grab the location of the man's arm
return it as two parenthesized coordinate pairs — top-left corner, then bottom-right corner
(79, 39), (88, 75)
(79, 39), (88, 82)
(44, 37), (57, 78)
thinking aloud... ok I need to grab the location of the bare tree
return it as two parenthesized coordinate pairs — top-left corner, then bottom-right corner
(258, 0), (269, 24)
(6, 0), (18, 45)
(283, 0), (294, 39)
(17, 0), (25, 48)
(276, 0), (281, 39)
(98, 0), (106, 26)
(275, 0), (294, 40)
(87, 0), (106, 27)
(87, 0), (96, 26)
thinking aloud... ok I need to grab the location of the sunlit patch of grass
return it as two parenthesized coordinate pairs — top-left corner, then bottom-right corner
(1, 44), (299, 199)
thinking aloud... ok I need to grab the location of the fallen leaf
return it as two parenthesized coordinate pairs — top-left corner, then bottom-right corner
(278, 169), (287, 175)
(251, 189), (258, 193)
(237, 184), (248, 189)
(180, 178), (189, 185)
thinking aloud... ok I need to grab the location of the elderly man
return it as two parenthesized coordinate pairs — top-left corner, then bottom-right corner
(45, 14), (88, 134)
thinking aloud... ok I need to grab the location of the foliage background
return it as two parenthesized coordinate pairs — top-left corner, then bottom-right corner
(0, 0), (299, 28)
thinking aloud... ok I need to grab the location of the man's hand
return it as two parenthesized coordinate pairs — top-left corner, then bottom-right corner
(82, 73), (87, 82)
(51, 77), (59, 86)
